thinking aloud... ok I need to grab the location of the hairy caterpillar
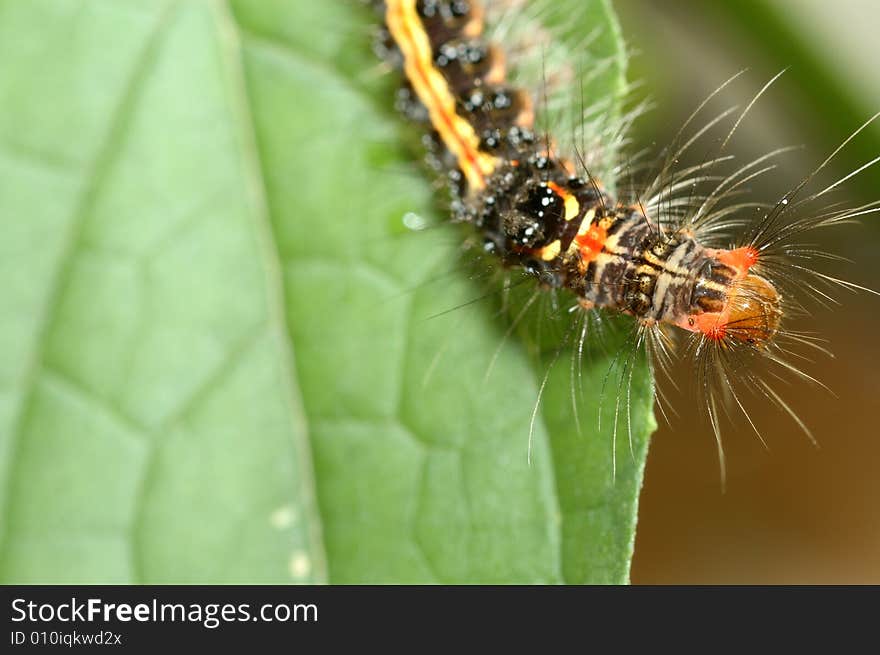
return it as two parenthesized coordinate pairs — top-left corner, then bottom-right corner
(373, 0), (878, 476)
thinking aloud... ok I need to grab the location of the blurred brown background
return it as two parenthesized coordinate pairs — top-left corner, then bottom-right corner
(614, 0), (880, 584)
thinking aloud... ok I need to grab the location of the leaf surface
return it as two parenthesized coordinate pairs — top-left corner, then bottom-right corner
(0, 0), (653, 584)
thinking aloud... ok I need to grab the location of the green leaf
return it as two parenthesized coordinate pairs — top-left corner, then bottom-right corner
(0, 0), (654, 584)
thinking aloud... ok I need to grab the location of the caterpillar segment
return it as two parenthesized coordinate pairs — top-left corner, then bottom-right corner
(381, 0), (782, 349)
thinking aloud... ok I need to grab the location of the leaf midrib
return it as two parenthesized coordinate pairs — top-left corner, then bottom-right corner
(213, 0), (328, 583)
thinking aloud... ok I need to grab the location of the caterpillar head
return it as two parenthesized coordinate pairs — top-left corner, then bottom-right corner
(678, 247), (783, 349)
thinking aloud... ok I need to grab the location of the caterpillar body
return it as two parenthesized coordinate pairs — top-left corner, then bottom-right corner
(374, 0), (878, 463)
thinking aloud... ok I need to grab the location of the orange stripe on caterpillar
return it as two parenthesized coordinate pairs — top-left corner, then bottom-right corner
(547, 181), (580, 221)
(385, 0), (499, 192)
(573, 211), (609, 268)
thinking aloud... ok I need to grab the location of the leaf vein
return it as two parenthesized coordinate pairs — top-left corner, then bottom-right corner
(0, 2), (178, 576)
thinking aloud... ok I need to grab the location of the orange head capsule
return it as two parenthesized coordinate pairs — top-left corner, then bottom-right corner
(680, 272), (783, 347)
(722, 274), (783, 347)
(676, 245), (783, 348)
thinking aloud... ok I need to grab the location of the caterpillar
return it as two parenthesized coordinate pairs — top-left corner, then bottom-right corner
(373, 0), (878, 471)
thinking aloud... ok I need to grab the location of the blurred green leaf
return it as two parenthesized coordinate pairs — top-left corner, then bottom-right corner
(0, 0), (654, 584)
(0, 0), (323, 583)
